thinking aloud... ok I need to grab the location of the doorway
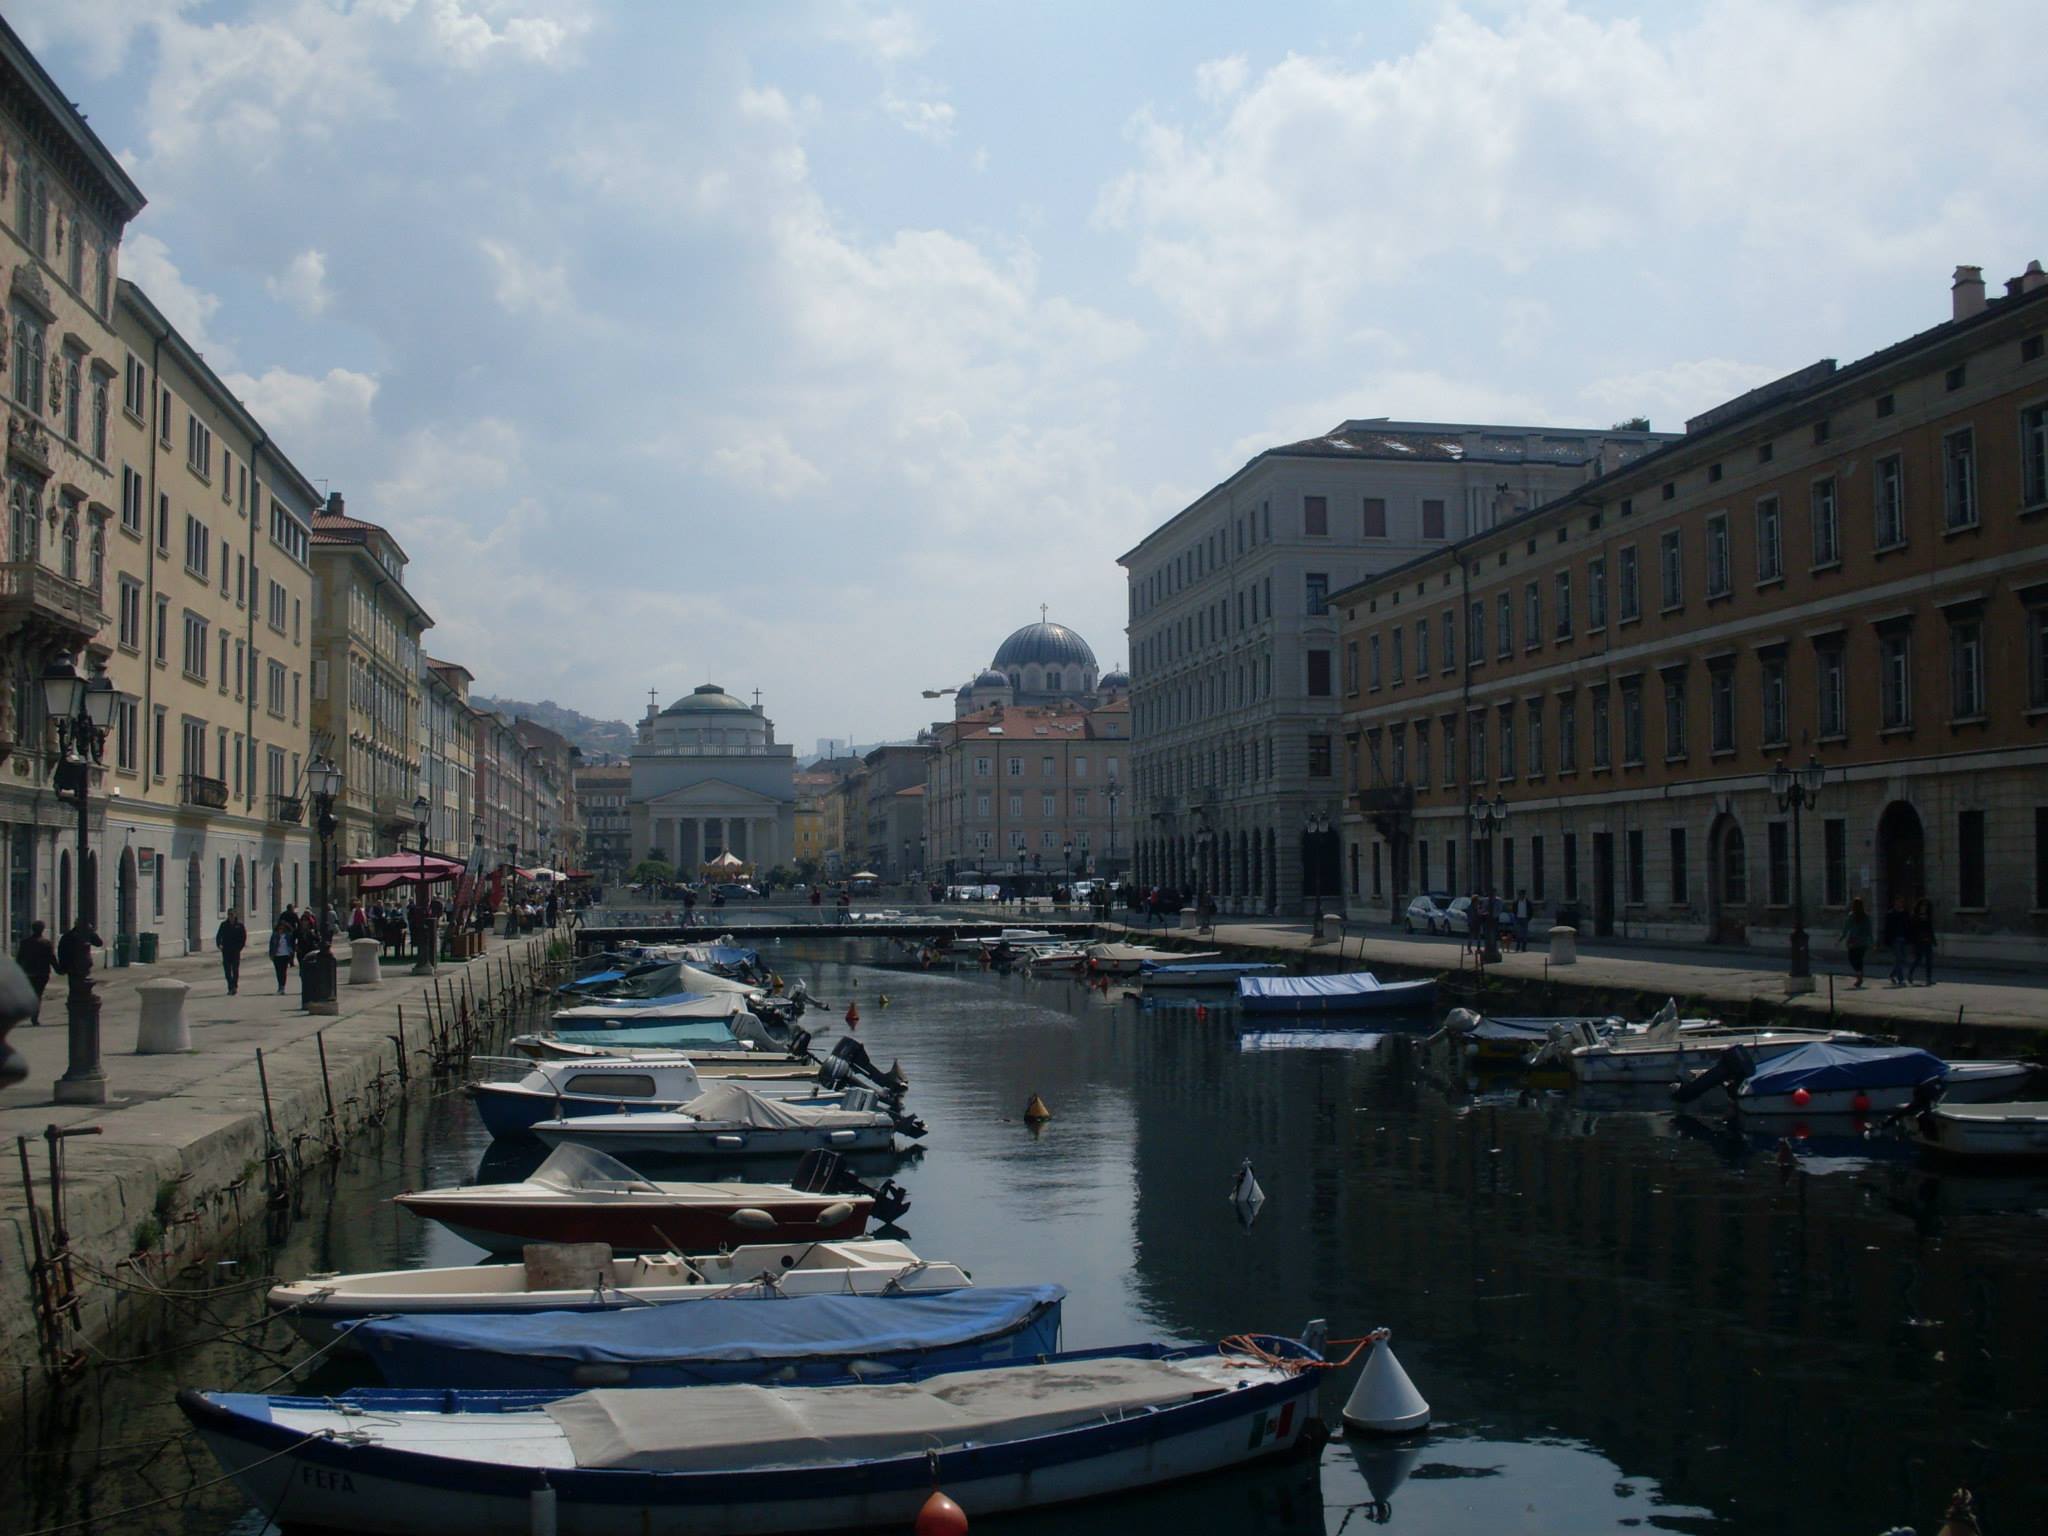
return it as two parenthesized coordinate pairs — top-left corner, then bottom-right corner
(1708, 814), (1747, 944)
(1592, 832), (1615, 936)
(1877, 801), (1925, 914)
(117, 847), (136, 949)
(185, 853), (202, 953)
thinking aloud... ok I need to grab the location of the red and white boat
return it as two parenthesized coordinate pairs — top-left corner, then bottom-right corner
(395, 1145), (878, 1254)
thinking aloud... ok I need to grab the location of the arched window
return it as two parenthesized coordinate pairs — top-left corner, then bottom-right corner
(60, 510), (77, 579)
(1047, 671), (1062, 693)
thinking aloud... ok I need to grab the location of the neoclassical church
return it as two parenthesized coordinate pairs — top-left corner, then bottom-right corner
(628, 684), (796, 874)
(953, 614), (1129, 718)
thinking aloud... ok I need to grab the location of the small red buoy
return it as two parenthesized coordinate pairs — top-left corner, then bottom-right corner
(915, 1490), (969, 1535)
(845, 1001), (861, 1028)
(1195, 1003), (1208, 1021)
(1790, 1087), (1811, 1107)
(1851, 1092), (1871, 1114)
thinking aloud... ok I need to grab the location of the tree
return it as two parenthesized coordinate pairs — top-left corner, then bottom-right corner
(1611, 416), (1651, 433)
(626, 857), (675, 885)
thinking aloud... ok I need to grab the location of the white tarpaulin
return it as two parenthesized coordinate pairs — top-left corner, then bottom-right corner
(681, 1081), (885, 1130)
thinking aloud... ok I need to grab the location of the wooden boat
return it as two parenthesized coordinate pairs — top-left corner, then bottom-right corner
(394, 1144), (884, 1254)
(1911, 1100), (2048, 1162)
(1237, 973), (1437, 1017)
(349, 1286), (1065, 1391)
(530, 1083), (921, 1160)
(467, 1057), (838, 1141)
(1140, 959), (1286, 989)
(178, 1337), (1324, 1535)
(267, 1239), (972, 1349)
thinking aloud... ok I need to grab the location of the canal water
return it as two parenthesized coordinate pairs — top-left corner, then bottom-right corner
(7, 946), (2046, 1535)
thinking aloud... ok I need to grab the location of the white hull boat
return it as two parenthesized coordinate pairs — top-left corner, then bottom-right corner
(529, 1081), (920, 1159)
(468, 1057), (837, 1141)
(1084, 942), (1211, 975)
(1912, 1100), (2048, 1162)
(1571, 1027), (1863, 1084)
(267, 1240), (972, 1350)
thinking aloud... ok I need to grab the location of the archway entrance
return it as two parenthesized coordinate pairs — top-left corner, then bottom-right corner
(1877, 801), (1925, 914)
(1708, 814), (1747, 944)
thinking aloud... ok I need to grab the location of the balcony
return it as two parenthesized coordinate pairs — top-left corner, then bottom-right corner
(0, 559), (104, 641)
(1353, 784), (1416, 814)
(180, 773), (230, 810)
(268, 793), (304, 824)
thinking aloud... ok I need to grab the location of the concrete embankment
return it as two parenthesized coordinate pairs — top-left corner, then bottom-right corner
(0, 932), (565, 1422)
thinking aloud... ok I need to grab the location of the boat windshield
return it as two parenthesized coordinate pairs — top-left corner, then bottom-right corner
(529, 1143), (662, 1194)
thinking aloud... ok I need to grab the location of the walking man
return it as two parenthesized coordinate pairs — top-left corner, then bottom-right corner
(1882, 896), (1911, 987)
(215, 908), (248, 995)
(14, 919), (54, 1023)
(1909, 897), (1937, 986)
(55, 913), (103, 993)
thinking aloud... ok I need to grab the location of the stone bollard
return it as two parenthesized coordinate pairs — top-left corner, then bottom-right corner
(1179, 906), (1200, 930)
(135, 977), (192, 1053)
(349, 937), (383, 986)
(1548, 925), (1578, 965)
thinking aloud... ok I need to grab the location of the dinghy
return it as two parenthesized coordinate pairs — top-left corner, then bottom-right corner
(530, 1082), (923, 1159)
(179, 1337), (1325, 1536)
(267, 1239), (973, 1348)
(395, 1144), (898, 1254)
(349, 1286), (1065, 1390)
(1911, 1100), (2048, 1163)
(1237, 973), (1437, 1017)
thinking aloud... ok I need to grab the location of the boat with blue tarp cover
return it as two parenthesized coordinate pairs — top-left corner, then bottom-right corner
(1139, 959), (1286, 988)
(1237, 972), (1437, 1016)
(347, 1285), (1065, 1390)
(178, 1336), (1325, 1535)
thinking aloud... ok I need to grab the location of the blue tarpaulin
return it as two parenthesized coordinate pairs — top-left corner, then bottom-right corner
(350, 1286), (1067, 1390)
(1744, 1042), (1947, 1097)
(1237, 973), (1438, 1015)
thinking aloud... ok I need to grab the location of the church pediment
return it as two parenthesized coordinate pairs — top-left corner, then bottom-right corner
(638, 777), (787, 809)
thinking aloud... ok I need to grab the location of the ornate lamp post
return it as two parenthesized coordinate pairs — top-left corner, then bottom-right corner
(411, 792), (436, 975)
(303, 754), (343, 1014)
(1770, 756), (1824, 993)
(44, 653), (115, 1104)
(1302, 811), (1332, 940)
(1468, 793), (1508, 964)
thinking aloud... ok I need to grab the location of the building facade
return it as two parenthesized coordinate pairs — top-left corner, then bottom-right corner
(1119, 418), (1673, 913)
(309, 496), (433, 861)
(1336, 263), (2048, 963)
(855, 744), (930, 879)
(574, 761), (630, 881)
(924, 699), (1131, 881)
(100, 283), (319, 953)
(420, 658), (476, 863)
(513, 716), (574, 871)
(627, 684), (795, 875)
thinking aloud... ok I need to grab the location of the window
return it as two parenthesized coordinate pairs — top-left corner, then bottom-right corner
(1414, 723), (1430, 784)
(181, 611), (208, 679)
(119, 464), (143, 533)
(1709, 664), (1734, 753)
(2022, 402), (2048, 508)
(117, 578), (141, 650)
(1468, 712), (1486, 781)
(1041, 794), (1055, 817)
(1817, 644), (1847, 738)
(1496, 593), (1512, 658)
(123, 353), (147, 417)
(1523, 582), (1542, 647)
(1563, 832), (1578, 900)
(1440, 718), (1457, 786)
(1761, 653), (1787, 746)
(1304, 495), (1328, 536)
(1531, 835), (1547, 902)
(1620, 680), (1643, 765)
(114, 698), (137, 772)
(1669, 828), (1688, 905)
(1659, 530), (1683, 608)
(1943, 428), (1977, 530)
(1880, 627), (1913, 729)
(1810, 477), (1840, 566)
(1421, 499), (1445, 540)
(267, 580), (287, 631)
(2038, 808), (2048, 909)
(1391, 628), (1405, 685)
(1308, 735), (1332, 777)
(1416, 619), (1430, 674)
(1441, 609), (1456, 671)
(1626, 829), (1645, 904)
(267, 659), (287, 716)
(1498, 704), (1515, 779)
(1363, 497), (1387, 537)
(181, 718), (205, 779)
(1468, 600), (1485, 662)
(1558, 694), (1578, 772)
(1949, 616), (1985, 719)
(61, 352), (79, 441)
(1618, 546), (1640, 621)
(1587, 556), (1607, 628)
(183, 516), (210, 580)
(1768, 821), (1790, 905)
(1662, 671), (1687, 759)
(268, 501), (310, 563)
(2030, 601), (2048, 710)
(1554, 570), (1572, 638)
(1306, 649), (1332, 696)
(1527, 698), (1544, 776)
(152, 706), (166, 778)
(186, 414), (213, 479)
(153, 595), (168, 663)
(1040, 754), (1055, 778)
(1590, 685), (1611, 769)
(1824, 818), (1846, 907)
(1342, 639), (1359, 694)
(1305, 572), (1329, 616)
(10, 304), (45, 414)
(159, 386), (173, 447)
(1955, 809), (1985, 908)
(156, 492), (169, 552)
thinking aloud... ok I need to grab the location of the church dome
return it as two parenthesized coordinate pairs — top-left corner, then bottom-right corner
(992, 621), (1095, 671)
(1100, 667), (1130, 689)
(664, 683), (752, 714)
(972, 668), (1010, 689)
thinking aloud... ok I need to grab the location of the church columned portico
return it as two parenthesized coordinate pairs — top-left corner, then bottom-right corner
(629, 684), (796, 881)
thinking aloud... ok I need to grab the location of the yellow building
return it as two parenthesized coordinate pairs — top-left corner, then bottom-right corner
(422, 657), (477, 858)
(100, 283), (319, 952)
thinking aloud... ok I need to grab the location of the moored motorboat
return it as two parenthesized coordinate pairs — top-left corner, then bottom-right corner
(1675, 1041), (1953, 1117)
(1237, 973), (1437, 1017)
(1911, 1099), (2048, 1162)
(467, 1056), (843, 1142)
(530, 1082), (923, 1159)
(266, 1239), (973, 1348)
(1140, 959), (1286, 989)
(1567, 1022), (1861, 1084)
(179, 1337), (1325, 1535)
(349, 1285), (1066, 1390)
(550, 993), (755, 1027)
(1084, 942), (1218, 975)
(395, 1144), (899, 1254)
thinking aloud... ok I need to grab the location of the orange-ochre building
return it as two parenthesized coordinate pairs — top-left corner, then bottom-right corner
(1334, 262), (2048, 964)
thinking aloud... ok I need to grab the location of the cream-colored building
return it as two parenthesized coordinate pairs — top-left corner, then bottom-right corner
(309, 497), (433, 861)
(628, 685), (795, 874)
(99, 282), (318, 952)
(0, 24), (147, 945)
(422, 658), (476, 860)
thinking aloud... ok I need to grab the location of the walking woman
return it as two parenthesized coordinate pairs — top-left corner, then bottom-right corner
(1909, 897), (1937, 986)
(1838, 897), (1871, 989)
(268, 912), (296, 994)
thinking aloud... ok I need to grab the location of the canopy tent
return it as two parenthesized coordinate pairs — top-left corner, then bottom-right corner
(338, 851), (467, 878)
(701, 851), (751, 872)
(358, 869), (459, 892)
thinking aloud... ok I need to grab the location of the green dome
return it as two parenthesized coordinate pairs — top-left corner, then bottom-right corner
(663, 684), (752, 714)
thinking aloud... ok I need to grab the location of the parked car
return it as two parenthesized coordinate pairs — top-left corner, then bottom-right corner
(1403, 893), (1454, 933)
(1439, 896), (1475, 936)
(712, 882), (759, 900)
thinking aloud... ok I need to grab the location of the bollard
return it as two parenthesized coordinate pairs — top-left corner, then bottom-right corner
(1547, 926), (1578, 966)
(349, 937), (383, 986)
(134, 978), (192, 1053)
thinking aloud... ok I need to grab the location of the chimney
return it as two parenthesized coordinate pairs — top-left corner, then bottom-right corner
(325, 491), (345, 518)
(1951, 264), (1986, 321)
(2008, 259), (2048, 298)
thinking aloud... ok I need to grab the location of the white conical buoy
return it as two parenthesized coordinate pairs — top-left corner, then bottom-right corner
(1342, 1335), (1430, 1435)
(1228, 1158), (1265, 1227)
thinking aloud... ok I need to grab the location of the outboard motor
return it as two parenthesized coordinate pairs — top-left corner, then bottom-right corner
(791, 1148), (912, 1227)
(817, 1036), (905, 1107)
(1442, 1007), (1481, 1035)
(1671, 1043), (1754, 1107)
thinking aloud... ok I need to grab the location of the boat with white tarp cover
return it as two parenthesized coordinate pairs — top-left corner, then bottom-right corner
(529, 1081), (922, 1159)
(1236, 972), (1438, 1016)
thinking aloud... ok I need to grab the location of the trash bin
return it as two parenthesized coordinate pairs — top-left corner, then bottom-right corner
(113, 934), (132, 968)
(137, 931), (160, 965)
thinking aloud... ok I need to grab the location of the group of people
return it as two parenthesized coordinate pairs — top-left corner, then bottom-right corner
(210, 905), (337, 996)
(1838, 895), (1939, 988)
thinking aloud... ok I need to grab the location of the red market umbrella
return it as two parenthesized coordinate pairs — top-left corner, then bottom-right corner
(359, 869), (459, 892)
(338, 852), (467, 877)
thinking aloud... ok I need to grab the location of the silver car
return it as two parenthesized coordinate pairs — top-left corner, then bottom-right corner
(1404, 893), (1454, 933)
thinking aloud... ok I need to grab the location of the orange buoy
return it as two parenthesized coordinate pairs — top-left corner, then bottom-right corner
(845, 1001), (861, 1028)
(915, 1490), (969, 1535)
(1023, 1093), (1052, 1124)
(1195, 1003), (1207, 1021)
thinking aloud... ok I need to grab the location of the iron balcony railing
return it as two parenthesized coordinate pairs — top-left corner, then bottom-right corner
(180, 773), (230, 810)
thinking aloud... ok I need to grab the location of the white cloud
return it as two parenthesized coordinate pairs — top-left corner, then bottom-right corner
(882, 93), (956, 144)
(834, 6), (928, 64)
(418, 0), (592, 68)
(704, 429), (828, 500)
(121, 233), (227, 360)
(479, 238), (573, 316)
(265, 248), (333, 316)
(1193, 54), (1247, 104)
(1578, 357), (1788, 433)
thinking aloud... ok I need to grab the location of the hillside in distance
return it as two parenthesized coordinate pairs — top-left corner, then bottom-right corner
(472, 695), (636, 762)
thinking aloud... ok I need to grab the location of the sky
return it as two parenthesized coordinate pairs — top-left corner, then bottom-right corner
(14, 0), (2046, 750)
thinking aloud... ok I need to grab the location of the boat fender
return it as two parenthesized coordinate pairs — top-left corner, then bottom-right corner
(1852, 1092), (1871, 1114)
(1229, 1158), (1266, 1226)
(815, 1200), (856, 1226)
(1790, 1087), (1811, 1107)
(915, 1489), (969, 1535)
(729, 1208), (777, 1230)
(530, 1481), (557, 1536)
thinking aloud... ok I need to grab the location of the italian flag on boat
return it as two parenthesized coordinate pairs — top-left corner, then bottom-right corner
(1246, 1400), (1296, 1448)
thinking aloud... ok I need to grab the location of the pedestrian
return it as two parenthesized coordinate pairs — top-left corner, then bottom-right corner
(14, 919), (55, 1023)
(1882, 896), (1910, 987)
(1909, 897), (1936, 986)
(1838, 896), (1872, 988)
(269, 913), (297, 993)
(55, 913), (103, 992)
(215, 907), (248, 995)
(347, 902), (369, 940)
(1513, 889), (1532, 951)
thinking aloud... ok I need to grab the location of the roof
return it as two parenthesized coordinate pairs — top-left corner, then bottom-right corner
(992, 621), (1097, 671)
(894, 784), (926, 798)
(0, 16), (147, 224)
(662, 684), (753, 715)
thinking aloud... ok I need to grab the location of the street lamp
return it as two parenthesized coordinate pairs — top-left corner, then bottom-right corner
(411, 791), (435, 975)
(1770, 756), (1825, 992)
(1302, 811), (1332, 940)
(1105, 775), (1120, 884)
(303, 754), (343, 1014)
(43, 652), (115, 1105)
(1468, 794), (1508, 964)
(1063, 839), (1073, 887)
